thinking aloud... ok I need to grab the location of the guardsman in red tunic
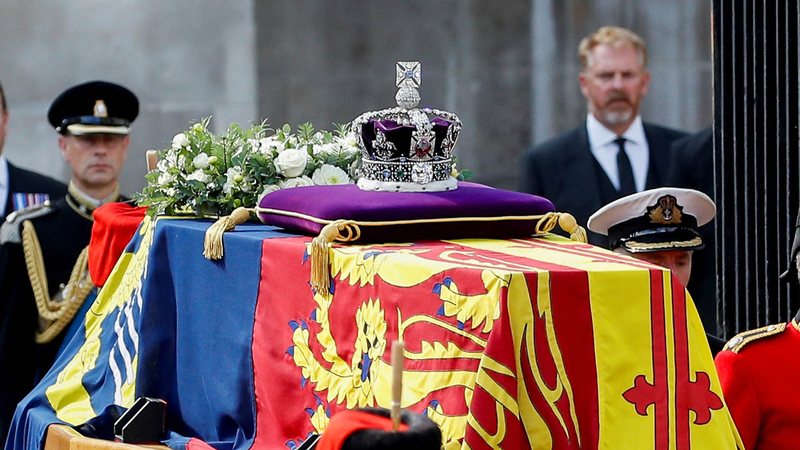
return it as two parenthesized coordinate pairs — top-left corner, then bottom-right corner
(714, 211), (800, 449)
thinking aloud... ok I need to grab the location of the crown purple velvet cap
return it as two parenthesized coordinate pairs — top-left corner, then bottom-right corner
(363, 117), (453, 160)
(256, 182), (555, 243)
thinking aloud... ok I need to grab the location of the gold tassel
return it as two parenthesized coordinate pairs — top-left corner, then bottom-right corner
(310, 220), (360, 293)
(556, 213), (588, 243)
(535, 212), (588, 243)
(203, 207), (253, 260)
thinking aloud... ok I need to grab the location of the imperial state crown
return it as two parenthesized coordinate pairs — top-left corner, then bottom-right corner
(350, 61), (462, 192)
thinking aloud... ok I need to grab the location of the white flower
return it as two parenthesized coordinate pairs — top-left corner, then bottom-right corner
(156, 158), (170, 172)
(157, 172), (176, 186)
(315, 142), (339, 156)
(274, 148), (308, 177)
(259, 136), (285, 154)
(192, 153), (210, 169)
(279, 176), (313, 189)
(163, 149), (180, 167)
(172, 133), (190, 149)
(338, 132), (360, 154)
(258, 184), (281, 200)
(187, 169), (210, 183)
(312, 164), (351, 185)
(223, 167), (244, 194)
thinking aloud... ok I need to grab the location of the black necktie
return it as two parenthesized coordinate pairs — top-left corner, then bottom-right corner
(614, 136), (636, 195)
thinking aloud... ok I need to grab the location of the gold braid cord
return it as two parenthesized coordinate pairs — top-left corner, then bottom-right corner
(21, 221), (94, 344)
(203, 207), (254, 260)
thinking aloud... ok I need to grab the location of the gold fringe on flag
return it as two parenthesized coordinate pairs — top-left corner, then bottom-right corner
(203, 207), (253, 260)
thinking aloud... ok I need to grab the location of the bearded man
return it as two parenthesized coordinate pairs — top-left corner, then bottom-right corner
(520, 25), (688, 246)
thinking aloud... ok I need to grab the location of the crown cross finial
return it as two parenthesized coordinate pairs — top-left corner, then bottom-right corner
(395, 61), (421, 110)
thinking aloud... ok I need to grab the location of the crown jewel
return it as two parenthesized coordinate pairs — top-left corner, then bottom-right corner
(351, 61), (462, 192)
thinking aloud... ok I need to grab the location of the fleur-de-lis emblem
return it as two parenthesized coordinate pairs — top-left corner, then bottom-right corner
(371, 130), (396, 160)
(647, 195), (683, 224)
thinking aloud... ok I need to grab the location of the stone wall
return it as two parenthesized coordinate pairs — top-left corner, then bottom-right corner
(0, 0), (710, 195)
(0, 0), (256, 196)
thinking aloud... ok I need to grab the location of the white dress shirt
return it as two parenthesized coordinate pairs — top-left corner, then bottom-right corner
(0, 155), (8, 217)
(586, 114), (649, 192)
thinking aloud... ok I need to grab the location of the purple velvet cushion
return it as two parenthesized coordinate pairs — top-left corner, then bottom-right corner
(256, 182), (555, 242)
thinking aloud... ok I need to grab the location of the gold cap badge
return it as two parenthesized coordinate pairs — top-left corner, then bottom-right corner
(647, 194), (683, 224)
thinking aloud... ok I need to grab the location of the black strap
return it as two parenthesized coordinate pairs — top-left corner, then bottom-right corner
(614, 136), (636, 196)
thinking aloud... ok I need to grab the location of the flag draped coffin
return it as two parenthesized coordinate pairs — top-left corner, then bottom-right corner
(8, 218), (742, 449)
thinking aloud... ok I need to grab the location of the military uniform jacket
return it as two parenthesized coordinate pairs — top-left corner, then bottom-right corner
(714, 320), (800, 449)
(0, 190), (103, 443)
(5, 161), (67, 219)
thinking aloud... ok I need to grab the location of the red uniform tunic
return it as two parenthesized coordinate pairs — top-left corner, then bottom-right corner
(715, 320), (800, 449)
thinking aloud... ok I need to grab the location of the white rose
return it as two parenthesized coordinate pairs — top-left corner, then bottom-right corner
(258, 184), (281, 200)
(192, 153), (210, 169)
(279, 176), (313, 189)
(187, 169), (210, 183)
(172, 133), (190, 149)
(273, 148), (308, 178)
(311, 164), (351, 185)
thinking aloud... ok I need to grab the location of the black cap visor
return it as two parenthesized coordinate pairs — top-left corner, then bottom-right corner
(58, 116), (131, 135)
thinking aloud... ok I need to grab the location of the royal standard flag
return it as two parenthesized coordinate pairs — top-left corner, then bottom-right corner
(8, 219), (743, 449)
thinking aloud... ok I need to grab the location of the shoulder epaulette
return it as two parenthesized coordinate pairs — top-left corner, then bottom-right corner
(0, 202), (54, 245)
(723, 322), (787, 353)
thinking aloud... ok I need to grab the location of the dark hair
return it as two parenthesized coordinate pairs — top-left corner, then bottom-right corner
(0, 80), (6, 112)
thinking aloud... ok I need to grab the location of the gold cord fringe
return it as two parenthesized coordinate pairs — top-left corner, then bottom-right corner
(535, 212), (588, 243)
(203, 207), (253, 260)
(310, 220), (361, 293)
(21, 221), (93, 344)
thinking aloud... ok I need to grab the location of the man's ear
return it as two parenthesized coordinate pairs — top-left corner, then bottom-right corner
(58, 135), (69, 160)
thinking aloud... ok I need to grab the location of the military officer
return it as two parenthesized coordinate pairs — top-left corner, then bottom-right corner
(714, 210), (800, 449)
(0, 80), (138, 443)
(587, 187), (727, 355)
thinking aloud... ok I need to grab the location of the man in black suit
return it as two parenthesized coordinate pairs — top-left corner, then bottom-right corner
(520, 26), (687, 246)
(666, 126), (718, 334)
(0, 80), (67, 219)
(0, 80), (138, 444)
